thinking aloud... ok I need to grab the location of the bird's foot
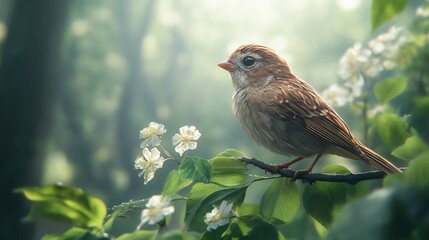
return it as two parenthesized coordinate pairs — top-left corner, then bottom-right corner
(293, 169), (311, 179)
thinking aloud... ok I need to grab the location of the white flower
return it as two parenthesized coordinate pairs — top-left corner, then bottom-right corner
(172, 126), (201, 156)
(204, 200), (233, 231)
(416, 7), (429, 17)
(368, 27), (400, 54)
(338, 43), (372, 81)
(368, 26), (407, 70)
(362, 57), (383, 77)
(135, 147), (165, 184)
(136, 195), (175, 229)
(140, 122), (167, 148)
(321, 84), (353, 107)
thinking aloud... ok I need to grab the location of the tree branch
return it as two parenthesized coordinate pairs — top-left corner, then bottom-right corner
(238, 157), (405, 185)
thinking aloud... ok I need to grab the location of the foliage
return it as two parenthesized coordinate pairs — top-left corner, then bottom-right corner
(302, 165), (350, 228)
(15, 184), (106, 229)
(371, 0), (409, 30)
(14, 0), (429, 240)
(329, 155), (429, 240)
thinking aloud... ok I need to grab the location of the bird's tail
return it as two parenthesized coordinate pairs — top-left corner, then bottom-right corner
(358, 143), (402, 174)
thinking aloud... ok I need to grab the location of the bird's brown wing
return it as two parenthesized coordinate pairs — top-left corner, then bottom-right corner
(270, 80), (364, 158)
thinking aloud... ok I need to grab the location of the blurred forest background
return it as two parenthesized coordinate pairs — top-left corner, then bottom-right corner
(0, 0), (423, 239)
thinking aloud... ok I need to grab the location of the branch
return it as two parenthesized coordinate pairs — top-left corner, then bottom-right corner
(238, 157), (405, 185)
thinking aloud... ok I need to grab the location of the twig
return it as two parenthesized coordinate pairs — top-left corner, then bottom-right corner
(238, 157), (405, 185)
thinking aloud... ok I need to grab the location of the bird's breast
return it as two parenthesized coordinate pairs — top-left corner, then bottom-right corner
(232, 89), (287, 153)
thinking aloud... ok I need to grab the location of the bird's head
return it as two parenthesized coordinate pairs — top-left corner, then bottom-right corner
(218, 44), (293, 90)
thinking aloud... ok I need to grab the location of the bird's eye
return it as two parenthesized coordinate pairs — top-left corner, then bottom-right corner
(242, 56), (256, 67)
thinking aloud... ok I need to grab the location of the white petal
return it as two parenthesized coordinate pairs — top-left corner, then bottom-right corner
(207, 222), (218, 231)
(175, 143), (186, 156)
(185, 141), (197, 150)
(148, 121), (160, 129)
(217, 218), (230, 227)
(143, 148), (151, 160)
(134, 156), (145, 169)
(147, 195), (163, 208)
(140, 128), (152, 139)
(143, 170), (155, 184)
(137, 209), (150, 229)
(140, 138), (150, 148)
(139, 128), (147, 139)
(153, 122), (167, 135)
(204, 212), (214, 224)
(148, 213), (164, 224)
(193, 129), (201, 139)
(162, 206), (175, 216)
(179, 126), (189, 135)
(172, 134), (182, 145)
(150, 147), (161, 160)
(147, 136), (161, 147)
(219, 201), (230, 212)
(189, 126), (196, 132)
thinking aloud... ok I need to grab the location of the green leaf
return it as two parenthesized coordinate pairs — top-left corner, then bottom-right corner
(371, 112), (409, 150)
(41, 227), (104, 240)
(233, 216), (286, 240)
(186, 184), (247, 232)
(200, 224), (230, 240)
(373, 76), (408, 103)
(209, 155), (249, 186)
(329, 184), (429, 240)
(117, 230), (158, 240)
(210, 155), (248, 172)
(237, 203), (260, 216)
(303, 165), (350, 228)
(322, 165), (352, 175)
(391, 135), (428, 161)
(158, 230), (200, 240)
(15, 184), (106, 228)
(186, 183), (224, 213)
(403, 150), (429, 188)
(410, 96), (429, 143)
(371, 0), (408, 31)
(215, 149), (246, 158)
(162, 170), (193, 196)
(247, 222), (280, 240)
(260, 179), (300, 224)
(178, 156), (211, 183)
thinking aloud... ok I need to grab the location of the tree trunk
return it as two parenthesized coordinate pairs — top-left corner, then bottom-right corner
(115, 0), (157, 190)
(0, 1), (70, 239)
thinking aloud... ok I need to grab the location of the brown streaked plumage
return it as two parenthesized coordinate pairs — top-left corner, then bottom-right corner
(218, 44), (401, 175)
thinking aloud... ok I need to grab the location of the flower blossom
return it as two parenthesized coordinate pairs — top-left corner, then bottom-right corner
(368, 26), (407, 69)
(321, 84), (353, 107)
(172, 126), (201, 156)
(416, 6), (429, 17)
(140, 122), (167, 148)
(334, 25), (409, 106)
(135, 147), (165, 184)
(136, 195), (175, 229)
(338, 43), (372, 81)
(204, 200), (233, 231)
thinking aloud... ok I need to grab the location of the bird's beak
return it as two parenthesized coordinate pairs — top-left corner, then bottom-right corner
(218, 61), (235, 72)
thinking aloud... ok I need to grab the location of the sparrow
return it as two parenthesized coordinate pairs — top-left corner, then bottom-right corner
(218, 44), (401, 176)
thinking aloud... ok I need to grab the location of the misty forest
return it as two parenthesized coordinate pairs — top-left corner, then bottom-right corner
(1, 0), (429, 239)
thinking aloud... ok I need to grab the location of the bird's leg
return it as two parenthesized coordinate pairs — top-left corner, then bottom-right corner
(275, 156), (305, 170)
(293, 153), (323, 178)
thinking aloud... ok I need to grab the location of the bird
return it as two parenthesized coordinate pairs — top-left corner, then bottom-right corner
(218, 44), (402, 176)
